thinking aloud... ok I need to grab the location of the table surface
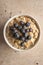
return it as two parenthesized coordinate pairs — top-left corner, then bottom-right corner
(0, 0), (43, 65)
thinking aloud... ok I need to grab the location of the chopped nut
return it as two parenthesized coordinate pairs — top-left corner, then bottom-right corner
(29, 32), (33, 37)
(24, 41), (31, 48)
(34, 32), (38, 39)
(31, 38), (35, 45)
(15, 43), (18, 48)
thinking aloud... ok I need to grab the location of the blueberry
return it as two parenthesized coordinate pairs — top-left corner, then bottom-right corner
(20, 29), (25, 34)
(24, 33), (28, 38)
(25, 39), (28, 42)
(20, 36), (25, 41)
(22, 37), (25, 41)
(9, 26), (14, 31)
(16, 33), (20, 38)
(20, 21), (24, 25)
(13, 29), (17, 34)
(18, 26), (22, 30)
(23, 26), (26, 29)
(20, 42), (24, 46)
(10, 27), (17, 34)
(13, 32), (20, 39)
(25, 22), (30, 27)
(27, 35), (31, 40)
(29, 28), (33, 32)
(25, 29), (29, 32)
(14, 23), (18, 28)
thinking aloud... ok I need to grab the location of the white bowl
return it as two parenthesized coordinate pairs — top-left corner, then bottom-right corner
(3, 14), (40, 52)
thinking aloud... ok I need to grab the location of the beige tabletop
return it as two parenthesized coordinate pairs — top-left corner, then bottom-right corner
(0, 0), (43, 65)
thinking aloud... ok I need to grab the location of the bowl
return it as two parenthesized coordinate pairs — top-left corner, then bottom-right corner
(3, 14), (40, 52)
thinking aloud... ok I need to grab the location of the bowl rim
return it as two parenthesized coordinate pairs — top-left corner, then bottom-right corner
(3, 14), (40, 52)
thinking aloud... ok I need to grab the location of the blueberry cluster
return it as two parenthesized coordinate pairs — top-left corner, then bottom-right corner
(9, 21), (32, 45)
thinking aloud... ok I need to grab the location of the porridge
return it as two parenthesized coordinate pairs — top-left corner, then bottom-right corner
(6, 15), (40, 50)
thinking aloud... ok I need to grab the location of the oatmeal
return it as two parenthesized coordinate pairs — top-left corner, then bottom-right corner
(6, 15), (40, 50)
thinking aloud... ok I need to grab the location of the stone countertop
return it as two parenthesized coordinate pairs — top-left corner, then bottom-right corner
(0, 0), (43, 65)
